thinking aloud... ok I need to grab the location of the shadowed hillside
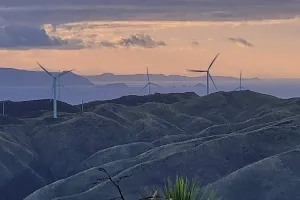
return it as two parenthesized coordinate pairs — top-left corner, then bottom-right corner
(1, 91), (300, 200)
(0, 99), (79, 118)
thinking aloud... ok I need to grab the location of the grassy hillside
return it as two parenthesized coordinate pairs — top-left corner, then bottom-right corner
(1, 91), (300, 200)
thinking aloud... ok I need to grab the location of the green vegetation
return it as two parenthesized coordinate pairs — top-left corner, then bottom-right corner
(163, 176), (216, 200)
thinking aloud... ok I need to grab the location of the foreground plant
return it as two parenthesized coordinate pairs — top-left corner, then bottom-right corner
(163, 176), (215, 200)
(94, 168), (216, 200)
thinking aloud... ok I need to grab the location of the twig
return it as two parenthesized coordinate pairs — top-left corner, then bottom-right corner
(93, 168), (166, 200)
(152, 189), (158, 200)
(97, 167), (131, 200)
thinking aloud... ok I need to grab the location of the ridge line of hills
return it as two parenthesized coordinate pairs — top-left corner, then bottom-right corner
(85, 73), (260, 83)
(4, 67), (300, 87)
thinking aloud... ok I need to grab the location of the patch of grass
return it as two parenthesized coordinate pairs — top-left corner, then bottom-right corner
(163, 176), (216, 200)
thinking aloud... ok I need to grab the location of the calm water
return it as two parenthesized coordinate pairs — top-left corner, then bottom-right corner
(1, 81), (300, 104)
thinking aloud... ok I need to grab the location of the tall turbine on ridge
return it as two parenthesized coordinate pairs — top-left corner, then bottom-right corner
(140, 67), (162, 95)
(37, 62), (74, 118)
(187, 53), (220, 95)
(234, 70), (246, 91)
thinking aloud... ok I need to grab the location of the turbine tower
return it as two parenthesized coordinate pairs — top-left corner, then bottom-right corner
(57, 70), (61, 100)
(187, 53), (220, 95)
(140, 67), (162, 95)
(234, 70), (246, 91)
(37, 62), (74, 118)
(2, 101), (4, 115)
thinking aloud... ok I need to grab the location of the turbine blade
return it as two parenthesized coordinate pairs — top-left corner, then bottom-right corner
(209, 74), (218, 91)
(140, 83), (149, 91)
(187, 69), (207, 73)
(208, 53), (220, 70)
(234, 87), (240, 91)
(151, 83), (162, 88)
(37, 62), (54, 77)
(57, 69), (75, 77)
(60, 84), (72, 93)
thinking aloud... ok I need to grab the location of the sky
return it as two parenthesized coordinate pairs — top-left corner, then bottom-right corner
(0, 1), (300, 78)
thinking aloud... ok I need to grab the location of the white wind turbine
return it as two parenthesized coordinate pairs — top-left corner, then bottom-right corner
(140, 67), (162, 95)
(234, 70), (246, 91)
(187, 53), (220, 95)
(37, 62), (74, 118)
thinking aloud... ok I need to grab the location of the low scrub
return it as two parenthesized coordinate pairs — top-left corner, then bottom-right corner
(96, 168), (216, 200)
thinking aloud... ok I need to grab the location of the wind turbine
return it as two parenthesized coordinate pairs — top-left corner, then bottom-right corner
(187, 53), (220, 95)
(37, 62), (74, 118)
(234, 70), (246, 91)
(140, 67), (162, 95)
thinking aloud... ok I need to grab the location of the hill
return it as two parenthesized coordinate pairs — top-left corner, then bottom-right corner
(1, 91), (300, 199)
(85, 73), (260, 84)
(0, 68), (93, 86)
(0, 99), (79, 119)
(83, 92), (198, 108)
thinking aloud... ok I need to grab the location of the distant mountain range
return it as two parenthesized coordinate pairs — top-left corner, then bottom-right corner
(85, 73), (260, 83)
(0, 68), (93, 86)
(3, 68), (300, 88)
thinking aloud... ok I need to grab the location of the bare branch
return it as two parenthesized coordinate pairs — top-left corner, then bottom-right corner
(116, 175), (132, 184)
(91, 177), (109, 186)
(118, 175), (132, 180)
(97, 177), (109, 182)
(98, 167), (130, 200)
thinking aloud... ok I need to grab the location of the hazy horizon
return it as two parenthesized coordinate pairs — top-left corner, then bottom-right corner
(0, 1), (300, 78)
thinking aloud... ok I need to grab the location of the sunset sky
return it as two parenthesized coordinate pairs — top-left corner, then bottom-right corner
(0, 1), (300, 78)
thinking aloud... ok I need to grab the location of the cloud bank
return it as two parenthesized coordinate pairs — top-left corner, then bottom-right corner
(99, 34), (166, 48)
(1, 1), (300, 25)
(0, 23), (166, 50)
(228, 37), (253, 48)
(0, 25), (68, 49)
